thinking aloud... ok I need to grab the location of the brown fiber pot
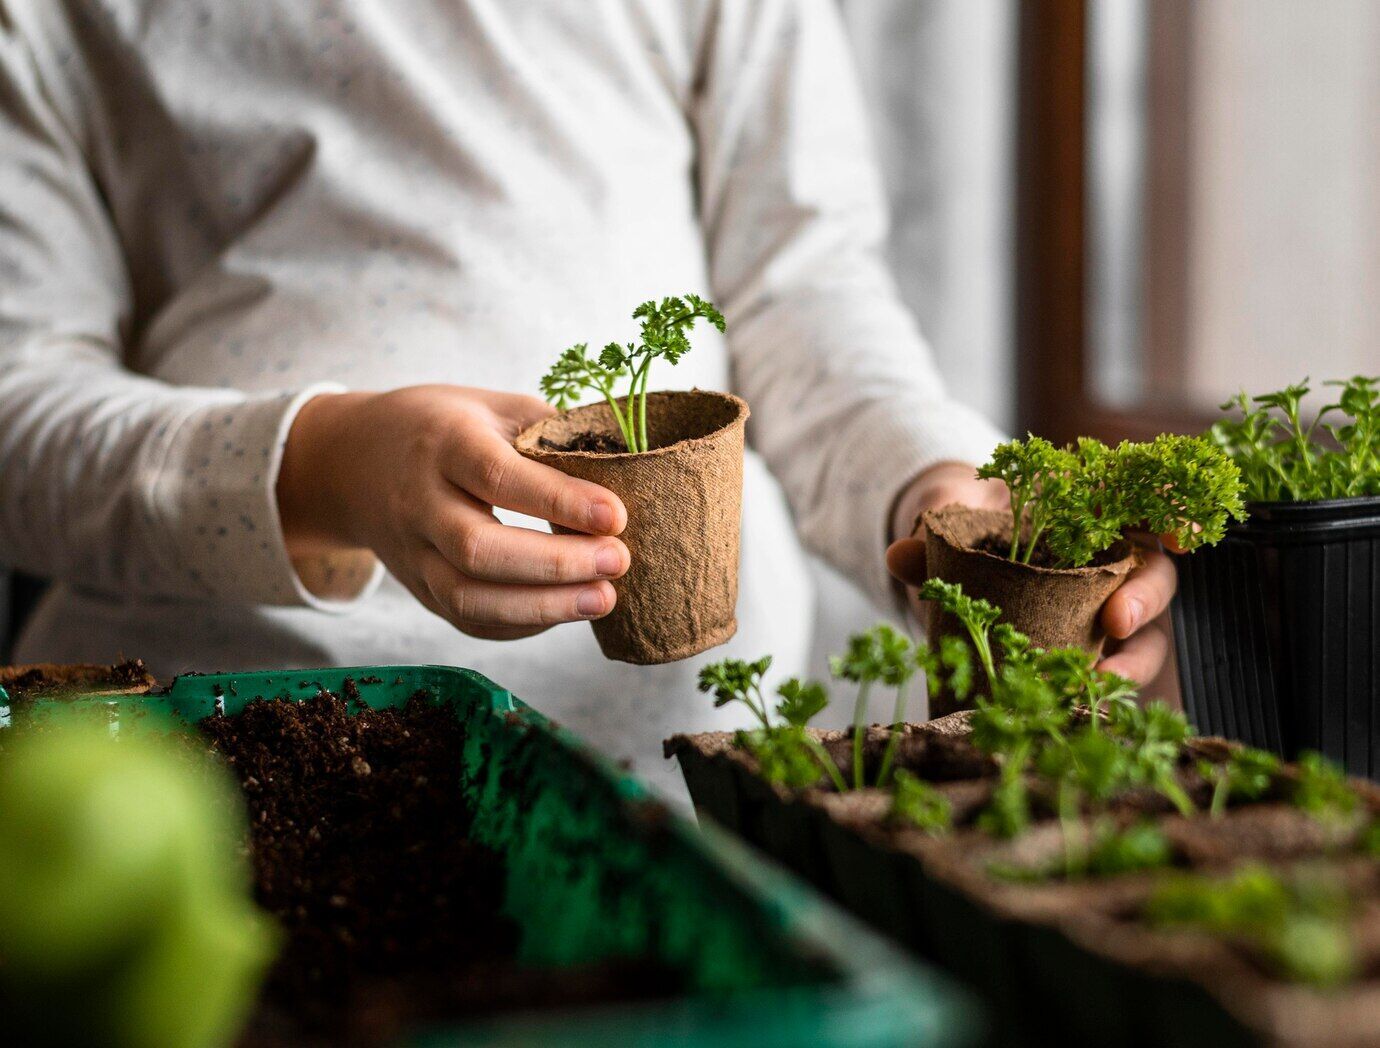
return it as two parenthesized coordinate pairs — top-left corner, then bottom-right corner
(515, 390), (748, 665)
(922, 505), (1138, 715)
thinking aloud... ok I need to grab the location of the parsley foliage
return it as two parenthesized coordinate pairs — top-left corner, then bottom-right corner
(540, 294), (725, 452)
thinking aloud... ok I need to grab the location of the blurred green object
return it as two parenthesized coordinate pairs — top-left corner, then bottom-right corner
(0, 667), (980, 1048)
(0, 722), (278, 1048)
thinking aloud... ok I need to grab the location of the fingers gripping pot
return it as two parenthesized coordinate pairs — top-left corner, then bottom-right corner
(922, 506), (1138, 715)
(516, 390), (749, 664)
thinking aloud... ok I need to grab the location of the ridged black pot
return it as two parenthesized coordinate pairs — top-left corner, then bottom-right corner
(1172, 495), (1380, 776)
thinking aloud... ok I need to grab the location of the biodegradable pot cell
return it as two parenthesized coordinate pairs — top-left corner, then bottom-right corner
(666, 720), (1380, 1048)
(1173, 495), (1380, 777)
(922, 505), (1138, 715)
(515, 390), (748, 665)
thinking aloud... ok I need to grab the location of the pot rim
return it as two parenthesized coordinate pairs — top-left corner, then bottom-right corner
(1240, 492), (1380, 516)
(514, 388), (748, 462)
(923, 505), (1139, 579)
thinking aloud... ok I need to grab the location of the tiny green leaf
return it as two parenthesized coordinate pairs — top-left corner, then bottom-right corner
(889, 771), (952, 834)
(775, 678), (829, 728)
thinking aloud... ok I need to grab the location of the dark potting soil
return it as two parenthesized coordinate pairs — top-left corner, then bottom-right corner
(539, 431), (628, 454)
(202, 691), (677, 1046)
(971, 533), (1125, 570)
(0, 658), (155, 699)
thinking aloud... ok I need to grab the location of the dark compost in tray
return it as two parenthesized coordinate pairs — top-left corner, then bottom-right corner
(203, 689), (677, 1047)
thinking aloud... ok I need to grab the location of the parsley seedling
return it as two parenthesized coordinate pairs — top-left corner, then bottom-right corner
(977, 741), (1033, 839)
(1291, 751), (1359, 826)
(775, 677), (849, 793)
(541, 294), (725, 453)
(1199, 747), (1280, 819)
(1146, 865), (1356, 988)
(989, 820), (1171, 882)
(977, 436), (1078, 562)
(1104, 700), (1196, 818)
(919, 579), (1000, 683)
(1036, 727), (1133, 873)
(831, 624), (916, 790)
(975, 434), (1245, 568)
(1086, 821), (1172, 877)
(698, 656), (775, 731)
(1212, 376), (1380, 502)
(697, 657), (846, 792)
(889, 770), (952, 834)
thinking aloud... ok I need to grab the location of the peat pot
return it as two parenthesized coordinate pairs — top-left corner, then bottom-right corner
(923, 506), (1137, 715)
(516, 390), (748, 665)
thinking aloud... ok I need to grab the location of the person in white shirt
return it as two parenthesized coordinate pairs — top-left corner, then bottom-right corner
(0, 0), (1176, 798)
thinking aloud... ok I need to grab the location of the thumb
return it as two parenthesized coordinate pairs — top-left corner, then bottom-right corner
(491, 392), (556, 436)
(886, 535), (928, 586)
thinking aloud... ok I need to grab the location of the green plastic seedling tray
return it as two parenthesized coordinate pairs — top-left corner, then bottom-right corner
(0, 666), (982, 1048)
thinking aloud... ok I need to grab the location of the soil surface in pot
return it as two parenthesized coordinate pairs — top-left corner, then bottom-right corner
(969, 532), (1126, 570)
(204, 688), (678, 1047)
(539, 432), (629, 454)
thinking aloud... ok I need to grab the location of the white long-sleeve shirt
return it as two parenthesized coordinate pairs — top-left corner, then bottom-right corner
(0, 0), (1002, 798)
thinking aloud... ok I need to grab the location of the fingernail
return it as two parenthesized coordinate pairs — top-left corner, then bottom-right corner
(594, 546), (623, 577)
(577, 588), (608, 617)
(1122, 597), (1143, 632)
(587, 503), (615, 533)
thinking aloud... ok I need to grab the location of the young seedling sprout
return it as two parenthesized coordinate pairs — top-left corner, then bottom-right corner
(1105, 700), (1196, 818)
(831, 624), (915, 790)
(704, 578), (1234, 873)
(1036, 727), (1134, 874)
(918, 579), (999, 684)
(697, 656), (775, 731)
(540, 294), (725, 453)
(1034, 646), (1136, 728)
(1212, 375), (1380, 501)
(696, 657), (846, 792)
(889, 770), (952, 834)
(1146, 865), (1357, 988)
(1199, 746), (1280, 819)
(774, 678), (849, 792)
(974, 433), (1245, 568)
(1291, 751), (1360, 828)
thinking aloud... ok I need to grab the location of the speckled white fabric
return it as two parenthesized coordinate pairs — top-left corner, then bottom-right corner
(0, 0), (1002, 799)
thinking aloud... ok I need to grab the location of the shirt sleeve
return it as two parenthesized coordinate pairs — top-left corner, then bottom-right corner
(692, 0), (1007, 607)
(0, 17), (379, 609)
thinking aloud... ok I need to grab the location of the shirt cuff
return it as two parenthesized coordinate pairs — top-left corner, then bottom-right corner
(838, 398), (1007, 611)
(142, 385), (384, 610)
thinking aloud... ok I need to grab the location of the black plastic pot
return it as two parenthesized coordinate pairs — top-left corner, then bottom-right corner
(1172, 496), (1380, 776)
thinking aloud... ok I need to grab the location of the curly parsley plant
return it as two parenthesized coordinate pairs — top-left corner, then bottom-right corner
(540, 294), (725, 453)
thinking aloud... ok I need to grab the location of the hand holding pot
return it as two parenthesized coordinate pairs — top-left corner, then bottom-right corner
(277, 385), (629, 639)
(885, 461), (1179, 685)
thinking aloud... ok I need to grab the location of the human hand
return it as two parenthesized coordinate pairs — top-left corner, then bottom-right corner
(883, 461), (1009, 628)
(883, 462), (1179, 685)
(1094, 533), (1179, 685)
(276, 385), (629, 639)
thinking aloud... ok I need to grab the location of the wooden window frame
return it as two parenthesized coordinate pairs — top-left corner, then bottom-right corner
(1015, 0), (1214, 444)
